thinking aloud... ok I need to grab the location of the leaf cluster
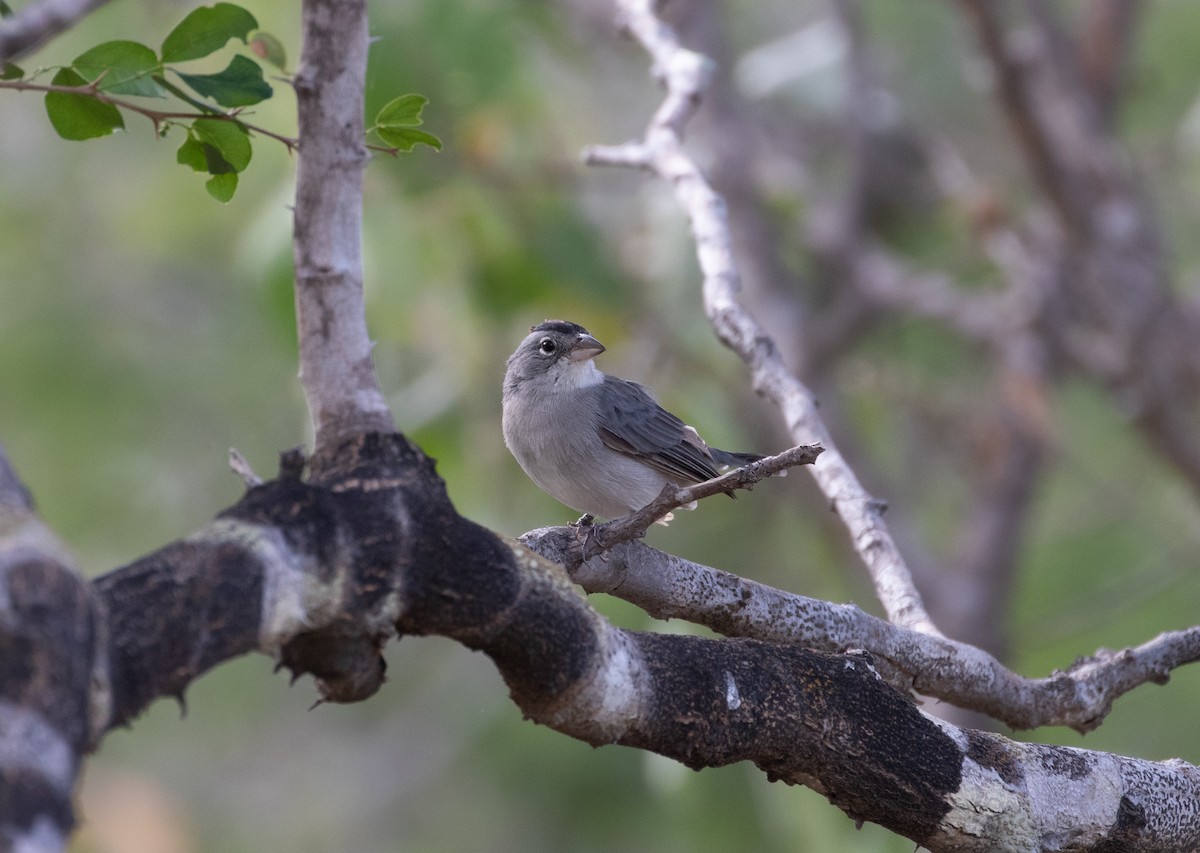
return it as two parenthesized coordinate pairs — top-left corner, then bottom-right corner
(369, 94), (442, 154)
(3, 3), (441, 201)
(32, 3), (280, 200)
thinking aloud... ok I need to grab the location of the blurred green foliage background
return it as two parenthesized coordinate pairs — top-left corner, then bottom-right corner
(3, 1), (1200, 851)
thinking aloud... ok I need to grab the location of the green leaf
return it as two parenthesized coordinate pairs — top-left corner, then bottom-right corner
(73, 41), (164, 97)
(192, 118), (251, 171)
(176, 135), (208, 171)
(44, 68), (124, 140)
(175, 55), (271, 107)
(1, 62), (22, 80)
(376, 126), (442, 153)
(178, 121), (245, 199)
(0, 0), (12, 17)
(205, 171), (238, 202)
(161, 3), (259, 63)
(372, 94), (440, 152)
(248, 32), (286, 70)
(375, 94), (428, 128)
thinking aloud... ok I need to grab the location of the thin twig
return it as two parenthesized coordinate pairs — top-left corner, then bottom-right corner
(0, 77), (302, 151)
(588, 444), (822, 555)
(227, 448), (264, 488)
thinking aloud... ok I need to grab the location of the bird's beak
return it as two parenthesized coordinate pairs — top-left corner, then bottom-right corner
(569, 333), (605, 362)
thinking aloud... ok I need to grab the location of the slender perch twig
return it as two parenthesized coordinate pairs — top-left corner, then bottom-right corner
(577, 444), (822, 564)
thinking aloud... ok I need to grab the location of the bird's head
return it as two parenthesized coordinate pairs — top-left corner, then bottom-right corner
(505, 320), (606, 390)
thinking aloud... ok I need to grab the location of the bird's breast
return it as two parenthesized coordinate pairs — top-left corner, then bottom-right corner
(503, 385), (669, 518)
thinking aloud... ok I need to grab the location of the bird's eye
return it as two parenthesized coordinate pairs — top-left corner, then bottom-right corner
(538, 338), (556, 355)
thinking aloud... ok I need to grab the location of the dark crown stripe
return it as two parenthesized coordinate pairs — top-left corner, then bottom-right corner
(531, 320), (589, 336)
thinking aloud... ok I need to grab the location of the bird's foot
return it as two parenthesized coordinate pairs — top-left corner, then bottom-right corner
(570, 514), (601, 561)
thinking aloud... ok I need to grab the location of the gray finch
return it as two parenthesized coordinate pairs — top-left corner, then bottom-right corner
(503, 320), (763, 520)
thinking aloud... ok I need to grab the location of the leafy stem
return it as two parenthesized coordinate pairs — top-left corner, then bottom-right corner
(0, 2), (439, 200)
(0, 75), (299, 149)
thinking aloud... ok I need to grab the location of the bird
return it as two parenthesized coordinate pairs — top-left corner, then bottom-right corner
(502, 320), (765, 522)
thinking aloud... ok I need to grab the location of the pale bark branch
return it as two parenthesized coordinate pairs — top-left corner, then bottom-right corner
(520, 532), (1200, 734)
(291, 0), (394, 458)
(583, 0), (941, 637)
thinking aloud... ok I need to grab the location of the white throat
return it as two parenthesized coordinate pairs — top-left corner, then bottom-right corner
(557, 359), (605, 390)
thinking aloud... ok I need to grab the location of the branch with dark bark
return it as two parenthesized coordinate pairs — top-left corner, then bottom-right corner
(6, 435), (1200, 851)
(0, 448), (99, 852)
(8, 0), (1200, 850)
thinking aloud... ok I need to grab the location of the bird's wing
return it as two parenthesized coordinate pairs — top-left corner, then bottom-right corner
(594, 376), (719, 484)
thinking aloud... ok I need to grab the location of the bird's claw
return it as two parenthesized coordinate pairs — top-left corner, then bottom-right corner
(570, 514), (601, 562)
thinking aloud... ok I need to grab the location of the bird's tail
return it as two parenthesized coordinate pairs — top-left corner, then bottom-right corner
(711, 448), (787, 482)
(710, 448), (765, 468)
(709, 449), (770, 500)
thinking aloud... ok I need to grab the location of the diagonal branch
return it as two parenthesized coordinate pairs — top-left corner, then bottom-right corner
(520, 533), (1200, 733)
(0, 0), (111, 65)
(583, 0), (940, 637)
(594, 443), (820, 545)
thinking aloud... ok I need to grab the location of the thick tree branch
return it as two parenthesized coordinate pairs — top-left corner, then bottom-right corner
(583, 0), (941, 637)
(6, 2), (1200, 850)
(7, 434), (1200, 851)
(291, 0), (394, 458)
